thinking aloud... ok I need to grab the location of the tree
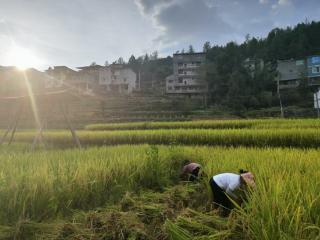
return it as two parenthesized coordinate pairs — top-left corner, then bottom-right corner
(188, 45), (195, 53)
(143, 54), (149, 63)
(245, 34), (251, 43)
(128, 55), (136, 65)
(128, 55), (140, 74)
(90, 62), (96, 66)
(117, 57), (125, 64)
(150, 51), (158, 60)
(203, 41), (211, 52)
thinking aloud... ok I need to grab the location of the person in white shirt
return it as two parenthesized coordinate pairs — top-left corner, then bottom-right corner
(209, 169), (255, 216)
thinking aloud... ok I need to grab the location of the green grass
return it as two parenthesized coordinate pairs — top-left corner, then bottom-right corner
(0, 145), (319, 239)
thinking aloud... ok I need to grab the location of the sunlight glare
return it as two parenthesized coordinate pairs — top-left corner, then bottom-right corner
(7, 45), (42, 70)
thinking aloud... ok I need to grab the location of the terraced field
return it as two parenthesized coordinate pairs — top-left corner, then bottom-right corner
(0, 119), (319, 239)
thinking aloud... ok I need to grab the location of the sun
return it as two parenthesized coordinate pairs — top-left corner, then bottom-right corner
(7, 45), (42, 70)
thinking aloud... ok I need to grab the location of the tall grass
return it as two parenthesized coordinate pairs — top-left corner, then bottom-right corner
(0, 145), (319, 239)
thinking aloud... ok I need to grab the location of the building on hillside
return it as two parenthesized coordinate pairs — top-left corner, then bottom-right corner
(74, 65), (104, 95)
(165, 74), (175, 92)
(166, 52), (207, 94)
(276, 59), (306, 89)
(307, 56), (320, 86)
(45, 66), (76, 89)
(244, 58), (264, 77)
(46, 64), (137, 95)
(99, 64), (137, 94)
(0, 67), (47, 95)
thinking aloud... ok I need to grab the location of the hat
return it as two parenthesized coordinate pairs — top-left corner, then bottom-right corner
(240, 172), (255, 188)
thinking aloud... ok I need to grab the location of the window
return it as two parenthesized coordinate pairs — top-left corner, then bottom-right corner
(296, 60), (304, 66)
(311, 56), (320, 64)
(168, 86), (173, 90)
(178, 69), (183, 74)
(178, 78), (183, 83)
(312, 66), (320, 74)
(168, 80), (173, 83)
(184, 81), (187, 85)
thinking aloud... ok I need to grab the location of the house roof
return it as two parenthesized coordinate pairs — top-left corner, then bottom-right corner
(110, 64), (124, 69)
(46, 66), (76, 75)
(77, 65), (104, 70)
(54, 66), (75, 71)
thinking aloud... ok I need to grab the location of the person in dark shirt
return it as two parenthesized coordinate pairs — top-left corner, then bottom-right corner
(180, 160), (201, 182)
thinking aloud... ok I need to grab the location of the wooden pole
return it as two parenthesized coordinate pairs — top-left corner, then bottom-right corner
(8, 102), (23, 145)
(0, 125), (12, 145)
(31, 126), (46, 150)
(139, 70), (141, 90)
(39, 105), (48, 148)
(1, 103), (22, 145)
(31, 128), (40, 150)
(277, 79), (284, 118)
(60, 103), (81, 149)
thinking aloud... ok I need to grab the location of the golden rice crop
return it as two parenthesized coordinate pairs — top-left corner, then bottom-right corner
(10, 128), (320, 148)
(85, 119), (320, 131)
(0, 145), (319, 239)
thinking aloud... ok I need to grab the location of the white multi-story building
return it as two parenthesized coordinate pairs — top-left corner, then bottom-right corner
(166, 52), (207, 94)
(99, 64), (137, 94)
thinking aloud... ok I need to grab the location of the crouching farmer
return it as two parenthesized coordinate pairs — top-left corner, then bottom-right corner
(180, 161), (201, 182)
(209, 170), (255, 216)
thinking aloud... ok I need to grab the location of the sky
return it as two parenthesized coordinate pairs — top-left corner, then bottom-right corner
(0, 0), (319, 70)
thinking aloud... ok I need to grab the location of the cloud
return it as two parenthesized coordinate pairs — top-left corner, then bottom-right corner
(1, 0), (319, 68)
(134, 0), (175, 15)
(278, 0), (291, 6)
(0, 0), (159, 68)
(135, 0), (233, 50)
(272, 0), (292, 10)
(259, 0), (268, 4)
(0, 19), (16, 36)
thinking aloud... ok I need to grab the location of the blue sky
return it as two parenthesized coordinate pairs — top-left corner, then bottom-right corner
(0, 0), (319, 69)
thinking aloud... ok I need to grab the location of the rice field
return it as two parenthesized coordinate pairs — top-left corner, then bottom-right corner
(8, 128), (320, 148)
(85, 118), (320, 131)
(0, 119), (319, 239)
